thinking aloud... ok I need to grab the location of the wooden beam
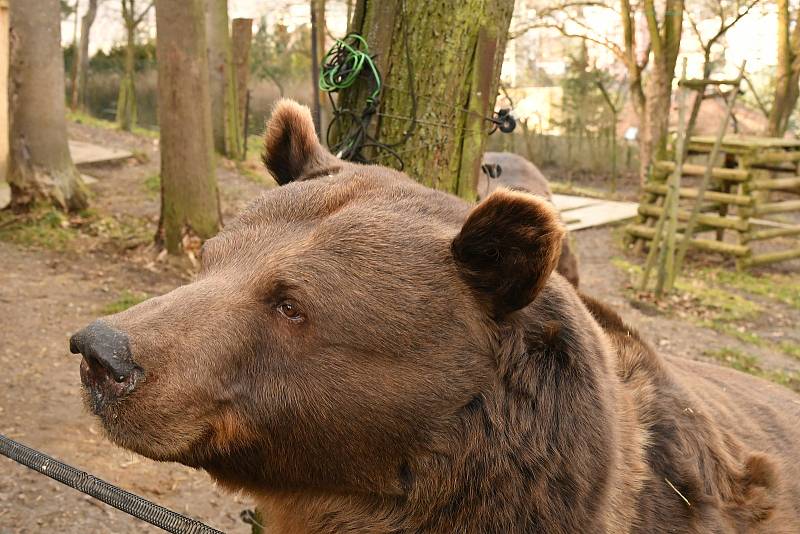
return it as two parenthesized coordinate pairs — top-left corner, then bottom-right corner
(752, 151), (800, 165)
(679, 78), (740, 88)
(742, 247), (800, 267)
(746, 225), (800, 241)
(643, 183), (752, 206)
(750, 176), (800, 190)
(653, 161), (749, 182)
(753, 199), (800, 216)
(626, 224), (749, 256)
(638, 204), (749, 231)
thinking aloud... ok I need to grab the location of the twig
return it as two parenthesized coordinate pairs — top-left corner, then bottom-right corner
(665, 477), (692, 507)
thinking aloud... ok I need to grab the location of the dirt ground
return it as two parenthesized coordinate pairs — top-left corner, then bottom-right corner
(1, 120), (799, 533)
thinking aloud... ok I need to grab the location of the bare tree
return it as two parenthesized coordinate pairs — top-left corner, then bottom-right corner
(155, 0), (220, 253)
(117, 0), (153, 131)
(71, 0), (100, 111)
(516, 1), (685, 184)
(768, 0), (800, 136)
(517, 1), (763, 183)
(231, 18), (253, 139)
(68, 0), (80, 108)
(8, 0), (88, 211)
(206, 0), (242, 159)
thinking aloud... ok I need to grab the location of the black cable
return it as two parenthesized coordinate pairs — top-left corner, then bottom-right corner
(0, 434), (224, 534)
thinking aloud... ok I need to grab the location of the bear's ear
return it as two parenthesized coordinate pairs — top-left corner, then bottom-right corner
(452, 189), (564, 318)
(262, 99), (338, 185)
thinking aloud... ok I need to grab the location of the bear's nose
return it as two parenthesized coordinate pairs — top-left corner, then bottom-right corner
(70, 320), (137, 383)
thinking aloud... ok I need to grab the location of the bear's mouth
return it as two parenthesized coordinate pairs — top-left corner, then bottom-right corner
(79, 353), (141, 414)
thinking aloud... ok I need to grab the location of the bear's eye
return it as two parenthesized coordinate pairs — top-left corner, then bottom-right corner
(277, 301), (304, 322)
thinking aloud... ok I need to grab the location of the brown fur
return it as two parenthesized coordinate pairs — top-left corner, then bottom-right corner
(73, 99), (800, 533)
(479, 152), (580, 288)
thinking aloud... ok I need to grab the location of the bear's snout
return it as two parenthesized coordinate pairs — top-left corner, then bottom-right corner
(70, 320), (142, 412)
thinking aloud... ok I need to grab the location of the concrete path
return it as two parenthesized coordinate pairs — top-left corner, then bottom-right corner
(69, 140), (133, 166)
(552, 193), (639, 231)
(0, 141), (128, 209)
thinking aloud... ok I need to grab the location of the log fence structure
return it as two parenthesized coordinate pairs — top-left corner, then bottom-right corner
(628, 134), (800, 272)
(629, 62), (800, 289)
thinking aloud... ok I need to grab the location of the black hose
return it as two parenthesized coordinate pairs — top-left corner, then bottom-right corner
(0, 434), (224, 534)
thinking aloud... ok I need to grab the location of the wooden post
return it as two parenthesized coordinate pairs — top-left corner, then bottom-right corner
(655, 58), (688, 297)
(231, 18), (252, 142)
(310, 0), (322, 137)
(669, 62), (746, 289)
(0, 0), (8, 187)
(596, 79), (620, 193)
(641, 59), (688, 294)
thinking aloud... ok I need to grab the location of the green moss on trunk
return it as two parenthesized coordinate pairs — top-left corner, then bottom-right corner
(333, 0), (513, 200)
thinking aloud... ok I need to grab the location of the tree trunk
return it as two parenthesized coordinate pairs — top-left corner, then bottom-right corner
(71, 0), (99, 111)
(0, 0), (9, 188)
(155, 0), (220, 253)
(68, 0), (80, 111)
(333, 0), (514, 201)
(8, 0), (88, 211)
(231, 18), (252, 138)
(639, 0), (683, 186)
(768, 0), (800, 137)
(641, 59), (672, 181)
(117, 7), (137, 131)
(205, 0), (241, 159)
(311, 0), (328, 138)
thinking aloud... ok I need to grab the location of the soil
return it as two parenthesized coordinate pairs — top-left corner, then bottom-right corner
(1, 121), (798, 533)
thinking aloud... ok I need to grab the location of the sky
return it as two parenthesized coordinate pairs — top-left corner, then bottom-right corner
(61, 1), (779, 82)
(60, 0), (346, 54)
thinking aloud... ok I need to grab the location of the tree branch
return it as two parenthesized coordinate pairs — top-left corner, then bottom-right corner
(509, 1), (614, 39)
(133, 0), (154, 27)
(537, 22), (627, 64)
(643, 0), (664, 60)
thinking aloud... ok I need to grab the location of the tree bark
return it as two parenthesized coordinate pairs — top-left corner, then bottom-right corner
(68, 0), (80, 111)
(205, 0), (242, 159)
(639, 0), (684, 185)
(311, 0), (327, 138)
(8, 0), (88, 211)
(71, 0), (99, 111)
(231, 18), (252, 138)
(768, 0), (800, 137)
(0, 0), (9, 187)
(117, 0), (139, 131)
(155, 0), (220, 253)
(333, 0), (514, 201)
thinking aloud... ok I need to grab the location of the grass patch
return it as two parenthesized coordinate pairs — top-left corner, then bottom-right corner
(0, 208), (78, 250)
(779, 341), (800, 361)
(704, 347), (800, 393)
(67, 109), (159, 139)
(144, 174), (160, 195)
(612, 257), (762, 323)
(246, 134), (263, 157)
(0, 207), (151, 251)
(102, 290), (149, 315)
(234, 134), (274, 185)
(67, 109), (116, 130)
(703, 268), (800, 311)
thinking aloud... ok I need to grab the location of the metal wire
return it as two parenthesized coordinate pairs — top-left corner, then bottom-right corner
(0, 434), (224, 534)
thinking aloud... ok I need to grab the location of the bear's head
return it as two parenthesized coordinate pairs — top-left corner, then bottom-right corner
(70, 99), (565, 497)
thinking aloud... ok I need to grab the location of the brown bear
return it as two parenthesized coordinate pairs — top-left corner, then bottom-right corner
(70, 100), (800, 534)
(479, 152), (580, 287)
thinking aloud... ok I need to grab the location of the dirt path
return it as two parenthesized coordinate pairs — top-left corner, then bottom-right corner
(1, 121), (798, 533)
(0, 123), (269, 533)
